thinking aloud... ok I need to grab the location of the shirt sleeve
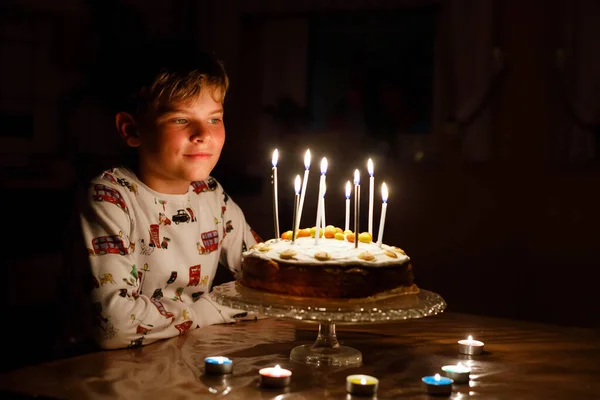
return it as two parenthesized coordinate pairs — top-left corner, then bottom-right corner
(217, 186), (260, 278)
(81, 182), (203, 349)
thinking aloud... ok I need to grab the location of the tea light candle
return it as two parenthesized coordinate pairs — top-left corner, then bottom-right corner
(346, 374), (378, 396)
(422, 373), (453, 396)
(458, 335), (485, 355)
(259, 365), (292, 388)
(204, 356), (233, 375)
(441, 362), (471, 384)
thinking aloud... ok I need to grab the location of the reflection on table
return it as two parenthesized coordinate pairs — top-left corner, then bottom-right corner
(1, 312), (599, 399)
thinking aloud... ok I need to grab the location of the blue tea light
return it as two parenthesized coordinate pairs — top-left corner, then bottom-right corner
(422, 373), (453, 395)
(205, 356), (233, 375)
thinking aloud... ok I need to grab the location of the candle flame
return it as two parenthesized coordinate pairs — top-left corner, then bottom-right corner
(367, 158), (374, 176)
(434, 374), (441, 381)
(294, 175), (301, 194)
(457, 362), (464, 368)
(304, 149), (311, 169)
(320, 157), (328, 174)
(272, 149), (278, 167)
(274, 364), (281, 370)
(467, 335), (473, 343)
(360, 378), (367, 385)
(345, 181), (351, 199)
(381, 182), (388, 203)
(354, 169), (360, 185)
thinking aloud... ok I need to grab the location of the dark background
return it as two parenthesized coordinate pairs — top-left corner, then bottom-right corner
(1, 0), (599, 371)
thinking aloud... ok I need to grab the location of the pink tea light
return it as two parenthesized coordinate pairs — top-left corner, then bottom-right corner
(458, 335), (485, 355)
(259, 365), (292, 388)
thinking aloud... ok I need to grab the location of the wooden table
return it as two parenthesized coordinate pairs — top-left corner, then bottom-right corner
(1, 312), (599, 399)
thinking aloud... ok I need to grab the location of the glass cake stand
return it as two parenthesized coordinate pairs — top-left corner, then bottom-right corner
(210, 281), (446, 367)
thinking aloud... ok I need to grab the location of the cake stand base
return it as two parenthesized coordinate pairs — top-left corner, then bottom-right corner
(290, 323), (362, 367)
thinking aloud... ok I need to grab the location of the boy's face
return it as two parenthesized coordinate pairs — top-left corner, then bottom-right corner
(135, 89), (225, 194)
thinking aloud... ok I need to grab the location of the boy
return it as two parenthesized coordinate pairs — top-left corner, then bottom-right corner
(80, 48), (260, 349)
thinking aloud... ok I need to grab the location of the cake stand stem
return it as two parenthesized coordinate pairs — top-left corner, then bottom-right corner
(313, 323), (340, 349)
(290, 323), (362, 367)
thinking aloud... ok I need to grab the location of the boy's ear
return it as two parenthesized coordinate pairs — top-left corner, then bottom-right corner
(115, 112), (141, 147)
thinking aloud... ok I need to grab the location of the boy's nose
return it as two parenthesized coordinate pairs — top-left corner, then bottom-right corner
(190, 125), (211, 142)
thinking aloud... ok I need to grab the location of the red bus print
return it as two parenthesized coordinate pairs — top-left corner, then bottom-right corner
(175, 320), (193, 335)
(188, 265), (201, 286)
(149, 224), (160, 247)
(92, 235), (128, 255)
(93, 184), (127, 210)
(200, 230), (219, 253)
(150, 298), (174, 320)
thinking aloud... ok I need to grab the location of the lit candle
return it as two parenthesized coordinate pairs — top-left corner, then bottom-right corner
(291, 175), (301, 243)
(344, 181), (351, 232)
(296, 149), (311, 233)
(458, 335), (485, 355)
(353, 169), (360, 249)
(376, 182), (388, 247)
(204, 356), (233, 375)
(346, 374), (379, 396)
(271, 149), (280, 240)
(422, 373), (453, 395)
(314, 158), (328, 245)
(259, 365), (292, 388)
(441, 362), (471, 384)
(367, 158), (374, 235)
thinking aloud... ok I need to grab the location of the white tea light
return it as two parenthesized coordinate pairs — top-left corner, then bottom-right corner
(346, 374), (378, 396)
(259, 365), (292, 388)
(422, 373), (453, 396)
(441, 362), (471, 384)
(458, 335), (485, 355)
(204, 356), (233, 375)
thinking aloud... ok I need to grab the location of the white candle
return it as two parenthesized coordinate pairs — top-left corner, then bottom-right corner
(292, 175), (301, 243)
(314, 158), (328, 245)
(321, 182), (327, 229)
(296, 149), (311, 233)
(344, 181), (351, 232)
(272, 149), (280, 240)
(376, 182), (388, 247)
(204, 356), (233, 375)
(367, 158), (374, 235)
(353, 169), (360, 249)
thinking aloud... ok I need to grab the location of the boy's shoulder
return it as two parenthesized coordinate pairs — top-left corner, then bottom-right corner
(89, 167), (140, 195)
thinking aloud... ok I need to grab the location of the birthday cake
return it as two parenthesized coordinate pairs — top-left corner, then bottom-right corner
(240, 227), (416, 298)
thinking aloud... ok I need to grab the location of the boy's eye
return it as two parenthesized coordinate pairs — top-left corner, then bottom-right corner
(170, 118), (188, 124)
(208, 118), (221, 125)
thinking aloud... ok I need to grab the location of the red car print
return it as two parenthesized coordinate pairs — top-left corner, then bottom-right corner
(92, 235), (128, 255)
(93, 184), (127, 210)
(190, 178), (218, 194)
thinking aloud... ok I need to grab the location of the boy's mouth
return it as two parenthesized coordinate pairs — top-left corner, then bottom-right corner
(184, 152), (212, 159)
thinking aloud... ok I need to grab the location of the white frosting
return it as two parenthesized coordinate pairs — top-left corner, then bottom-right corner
(242, 237), (410, 267)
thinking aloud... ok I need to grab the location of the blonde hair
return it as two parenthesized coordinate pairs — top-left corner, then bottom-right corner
(126, 53), (229, 117)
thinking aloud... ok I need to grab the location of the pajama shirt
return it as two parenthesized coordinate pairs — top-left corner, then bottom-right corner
(80, 167), (259, 349)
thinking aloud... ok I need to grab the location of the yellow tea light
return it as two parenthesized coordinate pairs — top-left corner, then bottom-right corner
(346, 374), (378, 396)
